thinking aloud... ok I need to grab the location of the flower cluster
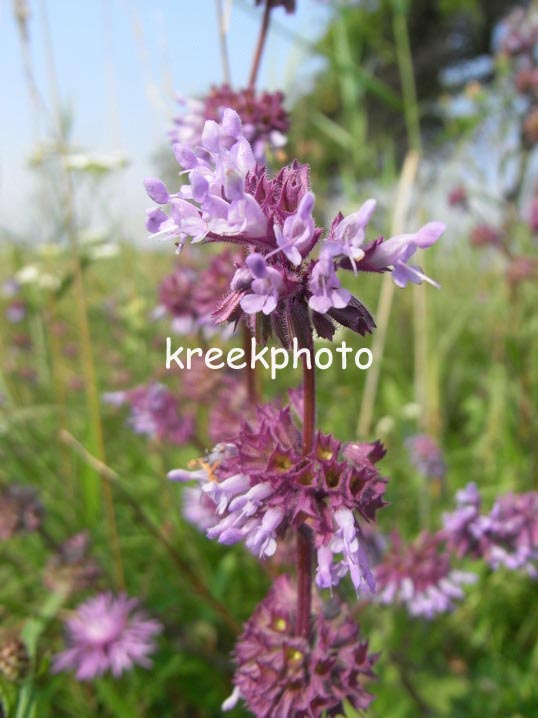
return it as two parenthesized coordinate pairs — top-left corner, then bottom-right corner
(442, 482), (486, 559)
(53, 593), (162, 680)
(375, 531), (476, 618)
(104, 382), (194, 446)
(405, 434), (446, 481)
(170, 85), (288, 163)
(223, 575), (377, 718)
(155, 249), (240, 335)
(169, 401), (388, 594)
(443, 483), (538, 576)
(145, 109), (444, 348)
(469, 224), (501, 249)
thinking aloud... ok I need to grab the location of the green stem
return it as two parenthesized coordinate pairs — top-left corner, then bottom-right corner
(392, 0), (421, 153)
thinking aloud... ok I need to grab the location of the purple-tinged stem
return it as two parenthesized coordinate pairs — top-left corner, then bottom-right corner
(297, 356), (316, 637)
(249, 0), (272, 88)
(243, 320), (259, 406)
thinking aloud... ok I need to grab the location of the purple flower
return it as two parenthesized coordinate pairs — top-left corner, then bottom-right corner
(170, 85), (289, 164)
(52, 593), (162, 680)
(481, 492), (538, 576)
(1, 279), (20, 298)
(143, 178), (171, 204)
(375, 531), (476, 618)
(240, 262), (285, 315)
(448, 186), (468, 210)
(194, 249), (242, 325)
(5, 301), (26, 324)
(223, 575), (376, 718)
(354, 221), (445, 288)
(274, 191), (316, 265)
(104, 383), (194, 446)
(442, 482), (487, 559)
(169, 402), (388, 595)
(182, 487), (220, 532)
(146, 108), (443, 348)
(156, 265), (199, 334)
(207, 375), (250, 444)
(308, 249), (351, 314)
(470, 224), (501, 248)
(443, 485), (538, 576)
(405, 434), (446, 480)
(328, 198), (376, 272)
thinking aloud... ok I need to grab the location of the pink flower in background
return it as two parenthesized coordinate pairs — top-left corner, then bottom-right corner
(443, 484), (538, 576)
(480, 491), (538, 576)
(375, 531), (476, 618)
(5, 300), (26, 324)
(405, 434), (446, 480)
(103, 383), (194, 446)
(470, 224), (501, 248)
(442, 483), (487, 559)
(53, 593), (162, 680)
(448, 185), (468, 210)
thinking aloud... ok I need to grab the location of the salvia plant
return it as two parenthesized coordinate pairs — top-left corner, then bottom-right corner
(140, 1), (446, 712)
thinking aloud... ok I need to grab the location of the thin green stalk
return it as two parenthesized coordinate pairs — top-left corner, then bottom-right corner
(392, 1), (439, 436)
(59, 429), (241, 634)
(392, 0), (421, 153)
(46, 295), (75, 497)
(38, 0), (125, 587)
(357, 151), (420, 437)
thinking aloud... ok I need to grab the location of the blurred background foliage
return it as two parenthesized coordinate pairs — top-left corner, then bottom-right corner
(288, 0), (520, 193)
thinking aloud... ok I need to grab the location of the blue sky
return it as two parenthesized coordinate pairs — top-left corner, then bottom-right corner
(0, 0), (329, 239)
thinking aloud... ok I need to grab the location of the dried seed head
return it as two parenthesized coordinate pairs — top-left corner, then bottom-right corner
(0, 485), (44, 540)
(0, 637), (30, 683)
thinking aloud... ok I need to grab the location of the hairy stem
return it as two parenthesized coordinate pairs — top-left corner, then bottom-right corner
(297, 357), (316, 637)
(249, 0), (272, 88)
(243, 322), (259, 404)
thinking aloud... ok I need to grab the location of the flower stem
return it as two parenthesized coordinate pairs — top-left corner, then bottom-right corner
(297, 357), (316, 637)
(248, 0), (272, 88)
(243, 322), (259, 404)
(302, 357), (316, 453)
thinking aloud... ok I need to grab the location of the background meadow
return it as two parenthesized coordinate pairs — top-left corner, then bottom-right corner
(1, 1), (538, 716)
